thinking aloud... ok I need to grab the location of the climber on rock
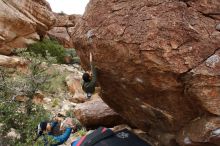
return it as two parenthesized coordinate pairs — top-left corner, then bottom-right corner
(35, 116), (75, 146)
(82, 52), (97, 99)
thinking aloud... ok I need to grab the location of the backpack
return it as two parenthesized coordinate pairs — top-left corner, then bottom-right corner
(71, 127), (152, 146)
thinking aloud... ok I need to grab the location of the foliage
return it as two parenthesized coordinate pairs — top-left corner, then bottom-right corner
(64, 49), (77, 57)
(0, 48), (84, 145)
(44, 72), (67, 94)
(65, 109), (74, 118)
(33, 134), (55, 146)
(51, 98), (59, 108)
(14, 50), (56, 114)
(0, 50), (57, 145)
(64, 48), (81, 64)
(58, 11), (66, 15)
(65, 109), (86, 136)
(0, 100), (49, 146)
(26, 39), (65, 64)
(0, 67), (12, 98)
(73, 127), (87, 137)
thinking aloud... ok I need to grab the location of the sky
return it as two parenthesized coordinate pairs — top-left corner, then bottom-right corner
(46, 0), (90, 15)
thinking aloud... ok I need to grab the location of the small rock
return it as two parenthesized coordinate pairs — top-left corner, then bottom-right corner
(14, 95), (28, 102)
(111, 124), (132, 132)
(177, 116), (220, 145)
(61, 104), (72, 112)
(205, 54), (220, 68)
(44, 97), (52, 102)
(7, 128), (21, 140)
(33, 92), (45, 104)
(212, 128), (220, 135)
(69, 94), (86, 103)
(216, 24), (220, 31)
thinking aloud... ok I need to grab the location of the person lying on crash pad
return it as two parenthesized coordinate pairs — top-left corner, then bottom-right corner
(35, 117), (75, 146)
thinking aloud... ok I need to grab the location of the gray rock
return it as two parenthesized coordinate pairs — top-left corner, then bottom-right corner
(216, 24), (220, 31)
(7, 128), (21, 139)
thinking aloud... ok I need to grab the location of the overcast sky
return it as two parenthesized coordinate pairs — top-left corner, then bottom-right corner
(46, 0), (90, 14)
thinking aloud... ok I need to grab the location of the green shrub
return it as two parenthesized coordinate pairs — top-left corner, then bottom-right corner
(72, 57), (81, 64)
(74, 128), (87, 137)
(65, 110), (74, 118)
(0, 50), (57, 145)
(44, 72), (67, 94)
(64, 49), (77, 57)
(27, 39), (65, 64)
(58, 11), (66, 15)
(0, 96), (50, 146)
(52, 98), (59, 107)
(65, 109), (86, 135)
(64, 49), (81, 64)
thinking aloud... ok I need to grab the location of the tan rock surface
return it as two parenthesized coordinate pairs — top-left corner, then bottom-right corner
(177, 116), (220, 146)
(47, 13), (81, 48)
(0, 0), (56, 55)
(47, 27), (73, 48)
(74, 98), (125, 128)
(53, 13), (80, 27)
(0, 55), (26, 68)
(14, 92), (44, 104)
(65, 74), (87, 103)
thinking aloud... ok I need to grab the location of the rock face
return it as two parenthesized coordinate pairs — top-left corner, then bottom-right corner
(0, 55), (26, 68)
(0, 0), (56, 55)
(177, 116), (220, 146)
(74, 98), (125, 128)
(0, 0), (79, 53)
(66, 74), (87, 103)
(47, 13), (81, 48)
(72, 0), (220, 145)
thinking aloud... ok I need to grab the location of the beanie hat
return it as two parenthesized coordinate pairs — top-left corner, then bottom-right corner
(37, 121), (48, 136)
(82, 73), (90, 82)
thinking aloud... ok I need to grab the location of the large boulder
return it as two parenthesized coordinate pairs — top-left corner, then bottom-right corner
(0, 0), (56, 55)
(47, 13), (81, 48)
(72, 0), (220, 145)
(74, 98), (125, 128)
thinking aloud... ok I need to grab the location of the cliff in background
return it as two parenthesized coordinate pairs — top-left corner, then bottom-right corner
(0, 0), (55, 55)
(0, 0), (79, 55)
(47, 13), (81, 48)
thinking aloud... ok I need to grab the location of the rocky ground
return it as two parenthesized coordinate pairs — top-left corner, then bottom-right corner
(36, 63), (126, 146)
(38, 63), (150, 146)
(42, 64), (83, 115)
(0, 54), (131, 145)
